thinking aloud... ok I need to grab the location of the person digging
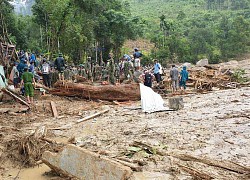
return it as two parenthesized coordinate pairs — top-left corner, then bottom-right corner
(21, 67), (35, 104)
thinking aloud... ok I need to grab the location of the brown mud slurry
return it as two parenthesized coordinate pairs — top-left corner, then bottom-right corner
(6, 164), (51, 180)
(0, 59), (250, 179)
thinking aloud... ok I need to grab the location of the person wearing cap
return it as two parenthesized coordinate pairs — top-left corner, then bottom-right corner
(133, 48), (142, 71)
(17, 59), (28, 78)
(21, 67), (35, 104)
(54, 53), (65, 82)
(124, 57), (134, 80)
(123, 54), (131, 62)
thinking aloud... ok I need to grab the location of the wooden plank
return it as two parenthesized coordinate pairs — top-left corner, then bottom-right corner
(172, 154), (250, 174)
(177, 163), (213, 180)
(2, 88), (30, 107)
(50, 101), (58, 118)
(76, 109), (109, 123)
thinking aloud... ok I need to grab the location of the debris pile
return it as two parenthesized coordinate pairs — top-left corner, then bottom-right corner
(3, 126), (64, 167)
(188, 65), (248, 90)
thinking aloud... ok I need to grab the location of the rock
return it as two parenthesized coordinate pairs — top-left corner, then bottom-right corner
(182, 62), (192, 68)
(42, 145), (132, 180)
(133, 70), (143, 83)
(196, 58), (209, 67)
(168, 97), (184, 110)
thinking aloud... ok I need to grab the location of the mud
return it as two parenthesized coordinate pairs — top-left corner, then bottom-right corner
(0, 59), (249, 179)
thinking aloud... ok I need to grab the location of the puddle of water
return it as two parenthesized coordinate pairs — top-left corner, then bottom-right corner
(5, 164), (53, 180)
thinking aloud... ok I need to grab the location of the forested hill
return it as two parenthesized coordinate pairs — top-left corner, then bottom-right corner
(126, 0), (250, 23)
(124, 0), (250, 64)
(1, 0), (250, 64)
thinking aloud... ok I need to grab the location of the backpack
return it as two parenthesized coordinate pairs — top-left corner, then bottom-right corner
(144, 73), (152, 86)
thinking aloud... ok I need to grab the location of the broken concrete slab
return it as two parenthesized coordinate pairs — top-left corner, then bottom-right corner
(42, 144), (133, 180)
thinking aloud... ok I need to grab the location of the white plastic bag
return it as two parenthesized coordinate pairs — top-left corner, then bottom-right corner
(140, 83), (167, 113)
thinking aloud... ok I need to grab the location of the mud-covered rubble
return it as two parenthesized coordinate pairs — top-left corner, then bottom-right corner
(73, 87), (250, 179)
(0, 85), (249, 179)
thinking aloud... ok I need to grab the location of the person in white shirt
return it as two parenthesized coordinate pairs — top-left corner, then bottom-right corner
(42, 59), (51, 88)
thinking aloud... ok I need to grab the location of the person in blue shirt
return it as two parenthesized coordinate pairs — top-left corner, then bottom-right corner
(30, 53), (36, 64)
(123, 54), (131, 62)
(17, 59), (28, 77)
(29, 61), (35, 74)
(133, 48), (142, 59)
(179, 66), (189, 92)
(133, 48), (142, 71)
(153, 59), (162, 83)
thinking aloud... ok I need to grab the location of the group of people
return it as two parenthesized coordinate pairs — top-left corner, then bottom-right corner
(170, 65), (189, 93)
(11, 51), (65, 103)
(10, 47), (189, 103)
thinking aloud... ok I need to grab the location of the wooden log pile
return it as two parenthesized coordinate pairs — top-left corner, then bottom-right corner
(50, 81), (140, 101)
(188, 65), (238, 91)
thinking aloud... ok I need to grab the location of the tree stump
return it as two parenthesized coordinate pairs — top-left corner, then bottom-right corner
(168, 97), (184, 110)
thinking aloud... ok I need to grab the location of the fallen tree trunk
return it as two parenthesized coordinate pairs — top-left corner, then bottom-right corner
(2, 88), (30, 107)
(177, 163), (214, 180)
(50, 81), (140, 101)
(172, 154), (250, 175)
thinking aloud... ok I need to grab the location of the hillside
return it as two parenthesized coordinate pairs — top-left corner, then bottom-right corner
(123, 0), (250, 63)
(126, 0), (205, 23)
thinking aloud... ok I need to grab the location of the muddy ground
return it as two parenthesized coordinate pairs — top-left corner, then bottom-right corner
(0, 60), (249, 180)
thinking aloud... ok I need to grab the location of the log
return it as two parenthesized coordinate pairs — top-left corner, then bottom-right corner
(177, 163), (214, 180)
(35, 82), (50, 91)
(76, 109), (109, 123)
(2, 88), (30, 107)
(172, 154), (250, 174)
(50, 81), (140, 101)
(50, 101), (58, 118)
(0, 107), (29, 113)
(113, 158), (142, 172)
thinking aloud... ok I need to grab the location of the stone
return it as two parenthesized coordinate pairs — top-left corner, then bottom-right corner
(133, 70), (143, 83)
(196, 58), (209, 67)
(182, 62), (192, 68)
(42, 144), (132, 180)
(168, 97), (184, 110)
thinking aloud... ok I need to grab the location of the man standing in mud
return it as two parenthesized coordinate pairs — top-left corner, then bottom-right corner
(21, 67), (35, 104)
(170, 64), (179, 93)
(54, 53), (65, 82)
